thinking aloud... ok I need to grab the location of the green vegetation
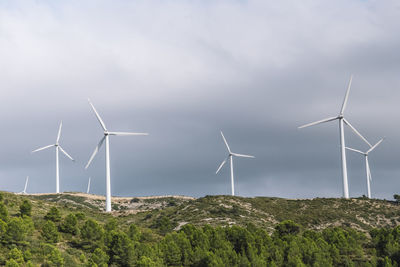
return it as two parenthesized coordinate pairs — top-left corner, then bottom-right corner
(1, 191), (400, 266)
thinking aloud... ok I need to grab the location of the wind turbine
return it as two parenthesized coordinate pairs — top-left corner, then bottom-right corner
(298, 75), (371, 199)
(19, 176), (29, 194)
(87, 177), (91, 194)
(346, 138), (384, 199)
(32, 122), (75, 193)
(216, 131), (255, 196)
(85, 99), (148, 212)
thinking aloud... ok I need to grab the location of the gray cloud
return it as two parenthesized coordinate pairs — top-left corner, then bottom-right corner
(0, 0), (399, 199)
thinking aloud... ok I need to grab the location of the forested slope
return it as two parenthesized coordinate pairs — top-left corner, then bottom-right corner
(1, 191), (400, 266)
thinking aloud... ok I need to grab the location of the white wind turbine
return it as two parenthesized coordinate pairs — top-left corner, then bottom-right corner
(298, 75), (371, 199)
(346, 138), (384, 199)
(19, 176), (29, 194)
(216, 131), (255, 196)
(32, 122), (75, 193)
(85, 99), (148, 212)
(87, 177), (91, 194)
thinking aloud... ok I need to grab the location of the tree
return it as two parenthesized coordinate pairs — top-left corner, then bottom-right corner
(81, 219), (104, 244)
(6, 217), (28, 243)
(45, 207), (62, 222)
(0, 219), (7, 241)
(5, 259), (20, 267)
(89, 248), (109, 267)
(275, 220), (301, 237)
(153, 216), (175, 234)
(60, 213), (78, 235)
(19, 200), (32, 217)
(46, 247), (64, 266)
(42, 220), (60, 243)
(104, 218), (118, 232)
(128, 224), (141, 242)
(0, 202), (8, 222)
(8, 248), (25, 264)
(106, 231), (135, 266)
(394, 195), (400, 203)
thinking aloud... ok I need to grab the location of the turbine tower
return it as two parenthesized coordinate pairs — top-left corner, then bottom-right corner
(87, 177), (91, 194)
(32, 122), (75, 193)
(346, 138), (384, 199)
(298, 75), (371, 199)
(85, 99), (148, 212)
(19, 176), (29, 194)
(216, 131), (255, 196)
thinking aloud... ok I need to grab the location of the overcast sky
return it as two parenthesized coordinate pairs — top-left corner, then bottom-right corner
(1, 0), (399, 199)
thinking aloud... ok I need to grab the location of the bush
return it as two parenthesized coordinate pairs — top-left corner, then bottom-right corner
(45, 207), (62, 222)
(0, 202), (8, 222)
(0, 219), (7, 241)
(81, 219), (104, 244)
(5, 259), (19, 267)
(89, 248), (109, 267)
(46, 247), (64, 266)
(275, 220), (301, 237)
(8, 248), (24, 264)
(41, 221), (60, 243)
(59, 213), (78, 235)
(75, 212), (85, 221)
(106, 231), (135, 266)
(19, 200), (32, 217)
(6, 217), (28, 243)
(152, 216), (176, 235)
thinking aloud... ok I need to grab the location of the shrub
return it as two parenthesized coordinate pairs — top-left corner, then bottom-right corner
(45, 207), (62, 222)
(19, 200), (32, 217)
(46, 247), (64, 266)
(81, 219), (104, 243)
(59, 213), (78, 235)
(275, 220), (301, 237)
(41, 221), (60, 243)
(8, 248), (24, 264)
(5, 259), (19, 267)
(6, 217), (28, 243)
(75, 212), (85, 221)
(0, 202), (8, 222)
(89, 248), (109, 267)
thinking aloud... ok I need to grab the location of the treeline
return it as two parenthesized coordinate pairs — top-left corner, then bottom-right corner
(1, 194), (400, 266)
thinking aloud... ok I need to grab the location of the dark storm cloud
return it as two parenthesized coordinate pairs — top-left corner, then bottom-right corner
(1, 0), (400, 199)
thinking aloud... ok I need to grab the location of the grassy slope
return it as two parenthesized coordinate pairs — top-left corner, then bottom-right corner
(9, 192), (399, 233)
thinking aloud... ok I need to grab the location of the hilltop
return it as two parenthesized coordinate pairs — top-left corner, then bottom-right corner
(21, 192), (400, 233)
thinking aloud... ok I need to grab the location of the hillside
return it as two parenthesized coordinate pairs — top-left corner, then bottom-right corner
(28, 192), (400, 233)
(2, 191), (400, 266)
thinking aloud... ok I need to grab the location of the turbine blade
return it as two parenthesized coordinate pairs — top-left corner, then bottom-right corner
(107, 132), (149, 136)
(87, 177), (91, 194)
(24, 176), (29, 192)
(216, 157), (228, 174)
(340, 75), (353, 115)
(345, 147), (364, 155)
(231, 153), (255, 158)
(56, 121), (62, 143)
(59, 146), (75, 161)
(298, 116), (338, 129)
(88, 99), (107, 131)
(367, 138), (385, 154)
(220, 131), (231, 153)
(343, 119), (372, 147)
(85, 136), (105, 169)
(366, 158), (372, 181)
(32, 144), (55, 153)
